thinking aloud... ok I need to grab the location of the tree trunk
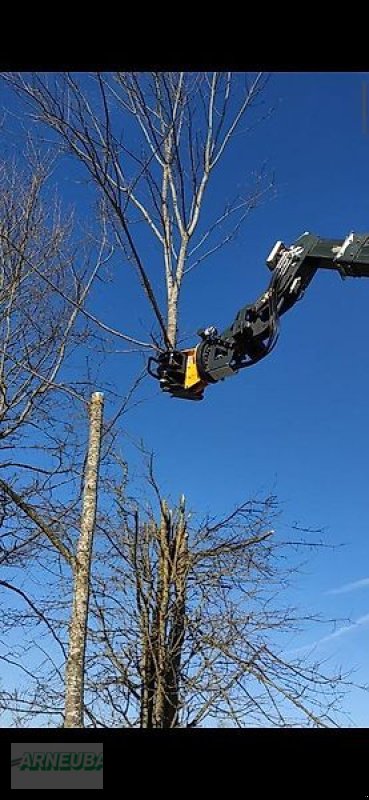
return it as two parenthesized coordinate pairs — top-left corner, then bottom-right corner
(163, 497), (188, 727)
(139, 499), (188, 728)
(153, 503), (171, 726)
(64, 392), (104, 728)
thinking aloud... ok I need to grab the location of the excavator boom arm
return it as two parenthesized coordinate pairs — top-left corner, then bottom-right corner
(149, 232), (369, 400)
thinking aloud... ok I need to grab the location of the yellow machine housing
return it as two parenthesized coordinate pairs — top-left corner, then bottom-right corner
(183, 347), (207, 395)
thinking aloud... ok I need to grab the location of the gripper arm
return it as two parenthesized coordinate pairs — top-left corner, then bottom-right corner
(148, 232), (369, 401)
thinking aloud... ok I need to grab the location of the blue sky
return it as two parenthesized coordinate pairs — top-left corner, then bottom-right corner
(126, 72), (369, 725)
(2, 71), (369, 726)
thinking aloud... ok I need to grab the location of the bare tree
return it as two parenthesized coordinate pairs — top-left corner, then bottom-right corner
(0, 149), (94, 565)
(2, 72), (272, 348)
(0, 152), (120, 728)
(2, 462), (354, 730)
(83, 467), (355, 729)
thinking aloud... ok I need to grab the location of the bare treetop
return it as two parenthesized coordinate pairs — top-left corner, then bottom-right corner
(3, 72), (271, 347)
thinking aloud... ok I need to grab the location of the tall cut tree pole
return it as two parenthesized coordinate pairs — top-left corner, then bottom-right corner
(64, 392), (104, 728)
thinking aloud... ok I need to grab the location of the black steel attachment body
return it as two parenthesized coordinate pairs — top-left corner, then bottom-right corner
(148, 232), (369, 400)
